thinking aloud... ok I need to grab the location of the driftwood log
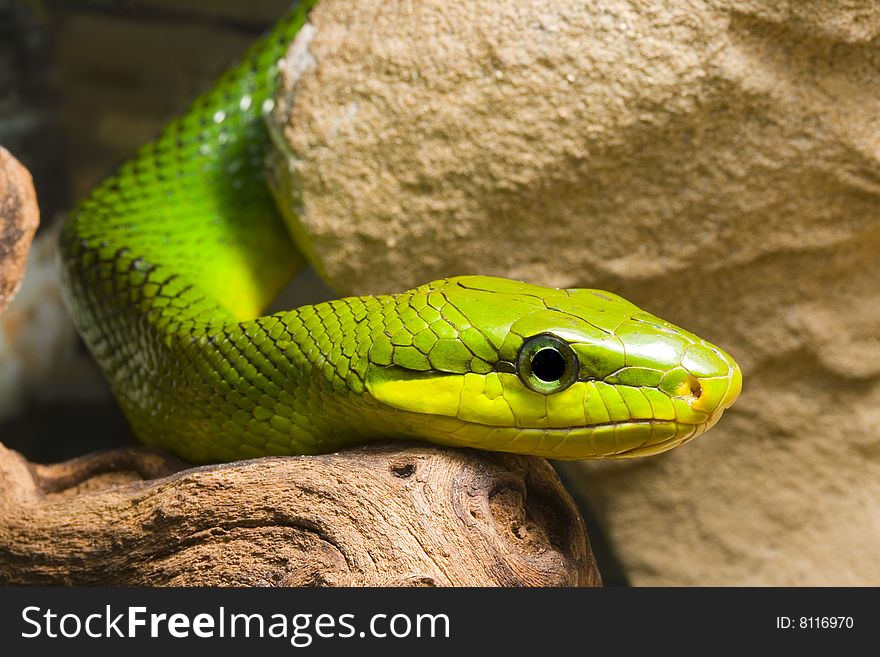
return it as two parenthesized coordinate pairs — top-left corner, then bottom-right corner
(0, 146), (39, 313)
(0, 442), (600, 586)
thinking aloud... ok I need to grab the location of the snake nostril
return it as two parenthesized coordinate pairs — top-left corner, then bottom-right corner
(675, 375), (702, 403)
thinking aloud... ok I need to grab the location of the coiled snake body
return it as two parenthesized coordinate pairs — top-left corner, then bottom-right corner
(60, 3), (741, 463)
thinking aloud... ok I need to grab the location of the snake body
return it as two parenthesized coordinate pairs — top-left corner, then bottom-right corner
(59, 3), (741, 463)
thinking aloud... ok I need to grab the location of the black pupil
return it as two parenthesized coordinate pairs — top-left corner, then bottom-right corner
(531, 348), (567, 382)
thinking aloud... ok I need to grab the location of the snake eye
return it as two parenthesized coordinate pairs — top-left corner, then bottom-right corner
(516, 334), (579, 394)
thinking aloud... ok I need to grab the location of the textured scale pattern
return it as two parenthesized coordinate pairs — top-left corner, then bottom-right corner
(59, 3), (741, 463)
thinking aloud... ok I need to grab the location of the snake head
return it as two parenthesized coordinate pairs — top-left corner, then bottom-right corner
(363, 275), (741, 459)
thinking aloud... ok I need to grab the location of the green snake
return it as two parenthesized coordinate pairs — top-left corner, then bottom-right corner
(59, 2), (741, 464)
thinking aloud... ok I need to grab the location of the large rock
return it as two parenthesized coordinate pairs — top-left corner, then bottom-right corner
(269, 0), (880, 585)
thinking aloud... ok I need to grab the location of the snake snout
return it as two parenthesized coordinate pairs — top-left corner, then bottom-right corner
(683, 345), (742, 420)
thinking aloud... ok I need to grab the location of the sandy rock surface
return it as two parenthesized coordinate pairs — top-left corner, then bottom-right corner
(269, 0), (880, 585)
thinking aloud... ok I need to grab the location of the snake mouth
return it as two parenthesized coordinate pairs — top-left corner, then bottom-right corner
(432, 417), (714, 460)
(602, 421), (705, 459)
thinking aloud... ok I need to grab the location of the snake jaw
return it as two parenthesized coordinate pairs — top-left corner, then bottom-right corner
(363, 364), (742, 460)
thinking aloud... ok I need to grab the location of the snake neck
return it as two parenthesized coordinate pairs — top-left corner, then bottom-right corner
(60, 3), (317, 326)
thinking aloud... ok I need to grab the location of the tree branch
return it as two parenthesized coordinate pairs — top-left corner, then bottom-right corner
(0, 146), (39, 313)
(0, 441), (600, 586)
